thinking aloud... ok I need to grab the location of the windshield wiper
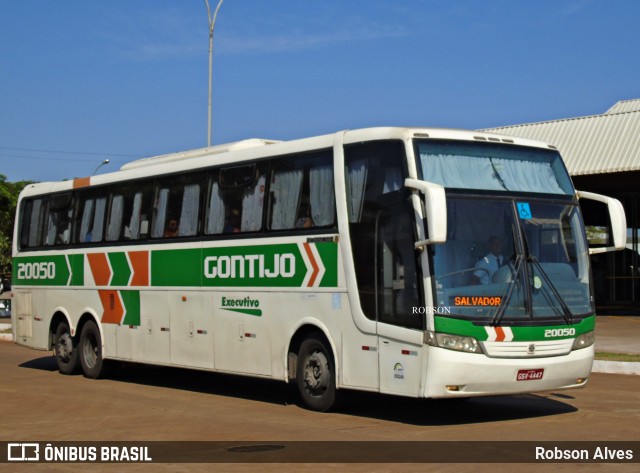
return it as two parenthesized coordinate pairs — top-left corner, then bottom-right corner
(490, 254), (524, 325)
(528, 255), (574, 325)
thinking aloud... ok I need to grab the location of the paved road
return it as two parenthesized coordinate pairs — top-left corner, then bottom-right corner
(1, 341), (638, 472)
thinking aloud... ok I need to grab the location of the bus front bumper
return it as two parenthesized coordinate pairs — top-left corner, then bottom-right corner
(423, 345), (594, 398)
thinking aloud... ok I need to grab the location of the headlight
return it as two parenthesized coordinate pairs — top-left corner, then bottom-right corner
(572, 331), (595, 350)
(426, 331), (483, 354)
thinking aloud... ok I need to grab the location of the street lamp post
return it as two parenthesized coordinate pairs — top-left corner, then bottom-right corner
(205, 0), (225, 148)
(92, 159), (110, 176)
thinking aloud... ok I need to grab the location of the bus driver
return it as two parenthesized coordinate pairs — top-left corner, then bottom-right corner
(472, 235), (504, 285)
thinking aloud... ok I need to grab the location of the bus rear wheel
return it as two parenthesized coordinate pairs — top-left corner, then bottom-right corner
(53, 321), (80, 375)
(296, 334), (337, 412)
(79, 320), (109, 379)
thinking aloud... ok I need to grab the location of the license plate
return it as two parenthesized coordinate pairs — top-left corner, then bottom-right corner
(517, 368), (544, 381)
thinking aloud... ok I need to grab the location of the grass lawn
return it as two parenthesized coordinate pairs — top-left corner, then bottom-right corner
(595, 352), (640, 362)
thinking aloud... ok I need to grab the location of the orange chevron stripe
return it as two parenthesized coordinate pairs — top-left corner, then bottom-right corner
(495, 326), (506, 342)
(303, 243), (319, 287)
(98, 290), (124, 324)
(128, 250), (149, 286)
(87, 253), (111, 286)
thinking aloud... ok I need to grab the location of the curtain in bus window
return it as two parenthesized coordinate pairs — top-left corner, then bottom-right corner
(48, 208), (72, 245)
(152, 188), (170, 238)
(28, 199), (43, 247)
(310, 165), (335, 226)
(492, 158), (564, 194)
(45, 213), (56, 245)
(91, 197), (107, 242)
(346, 159), (368, 222)
(383, 167), (403, 194)
(241, 174), (265, 232)
(206, 181), (225, 234)
(79, 199), (95, 243)
(271, 169), (303, 230)
(107, 195), (124, 241)
(421, 153), (504, 190)
(127, 192), (143, 239)
(179, 184), (200, 236)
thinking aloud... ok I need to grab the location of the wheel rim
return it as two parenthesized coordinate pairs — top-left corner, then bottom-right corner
(82, 332), (98, 369)
(303, 350), (330, 397)
(56, 332), (73, 363)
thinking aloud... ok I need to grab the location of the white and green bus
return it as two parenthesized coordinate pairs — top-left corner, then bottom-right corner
(11, 127), (626, 411)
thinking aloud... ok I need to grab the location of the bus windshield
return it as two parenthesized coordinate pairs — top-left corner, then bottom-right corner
(431, 197), (593, 322)
(415, 140), (574, 195)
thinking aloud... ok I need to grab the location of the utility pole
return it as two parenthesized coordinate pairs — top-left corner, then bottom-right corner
(205, 0), (225, 147)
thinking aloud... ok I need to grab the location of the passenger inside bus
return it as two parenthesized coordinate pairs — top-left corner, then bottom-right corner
(224, 208), (241, 233)
(164, 218), (178, 237)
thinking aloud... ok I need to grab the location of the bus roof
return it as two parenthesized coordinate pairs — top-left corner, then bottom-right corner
(17, 127), (558, 198)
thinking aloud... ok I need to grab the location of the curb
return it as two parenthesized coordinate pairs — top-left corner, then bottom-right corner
(592, 360), (640, 376)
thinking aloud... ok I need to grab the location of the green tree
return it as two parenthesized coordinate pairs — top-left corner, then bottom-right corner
(0, 175), (32, 277)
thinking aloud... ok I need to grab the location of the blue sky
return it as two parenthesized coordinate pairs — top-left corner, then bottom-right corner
(1, 0), (638, 182)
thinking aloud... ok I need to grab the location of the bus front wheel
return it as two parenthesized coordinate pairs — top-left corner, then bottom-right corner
(79, 320), (109, 379)
(296, 334), (337, 412)
(53, 321), (80, 375)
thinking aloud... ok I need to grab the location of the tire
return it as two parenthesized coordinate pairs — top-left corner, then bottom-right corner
(296, 333), (337, 412)
(53, 321), (80, 375)
(78, 320), (109, 379)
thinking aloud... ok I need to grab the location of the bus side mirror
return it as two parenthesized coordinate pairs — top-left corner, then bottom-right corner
(404, 178), (447, 247)
(577, 190), (626, 254)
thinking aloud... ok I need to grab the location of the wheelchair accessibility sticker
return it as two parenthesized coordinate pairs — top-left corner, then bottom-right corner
(517, 202), (532, 219)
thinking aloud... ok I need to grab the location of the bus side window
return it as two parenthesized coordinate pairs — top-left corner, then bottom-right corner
(75, 192), (107, 243)
(205, 173), (226, 235)
(267, 151), (335, 231)
(44, 193), (73, 246)
(20, 198), (47, 249)
(307, 155), (335, 227)
(239, 171), (265, 232)
(106, 183), (152, 242)
(208, 164), (266, 235)
(152, 175), (204, 239)
(269, 159), (304, 230)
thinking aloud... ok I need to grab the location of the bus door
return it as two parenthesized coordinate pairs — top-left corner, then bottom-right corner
(344, 140), (426, 395)
(375, 199), (425, 396)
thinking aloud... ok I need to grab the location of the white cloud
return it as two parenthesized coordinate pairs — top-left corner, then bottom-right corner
(223, 25), (408, 54)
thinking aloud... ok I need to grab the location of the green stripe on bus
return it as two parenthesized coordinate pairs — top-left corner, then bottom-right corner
(151, 248), (202, 286)
(434, 315), (596, 341)
(315, 241), (338, 287)
(13, 255), (70, 286)
(108, 252), (131, 286)
(69, 254), (84, 286)
(121, 290), (141, 326)
(13, 241), (340, 289)
(222, 308), (263, 317)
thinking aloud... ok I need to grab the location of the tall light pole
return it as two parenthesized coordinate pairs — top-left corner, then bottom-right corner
(205, 0), (224, 147)
(92, 159), (110, 176)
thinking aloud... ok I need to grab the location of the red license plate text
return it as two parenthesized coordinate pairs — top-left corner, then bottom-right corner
(517, 368), (544, 381)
